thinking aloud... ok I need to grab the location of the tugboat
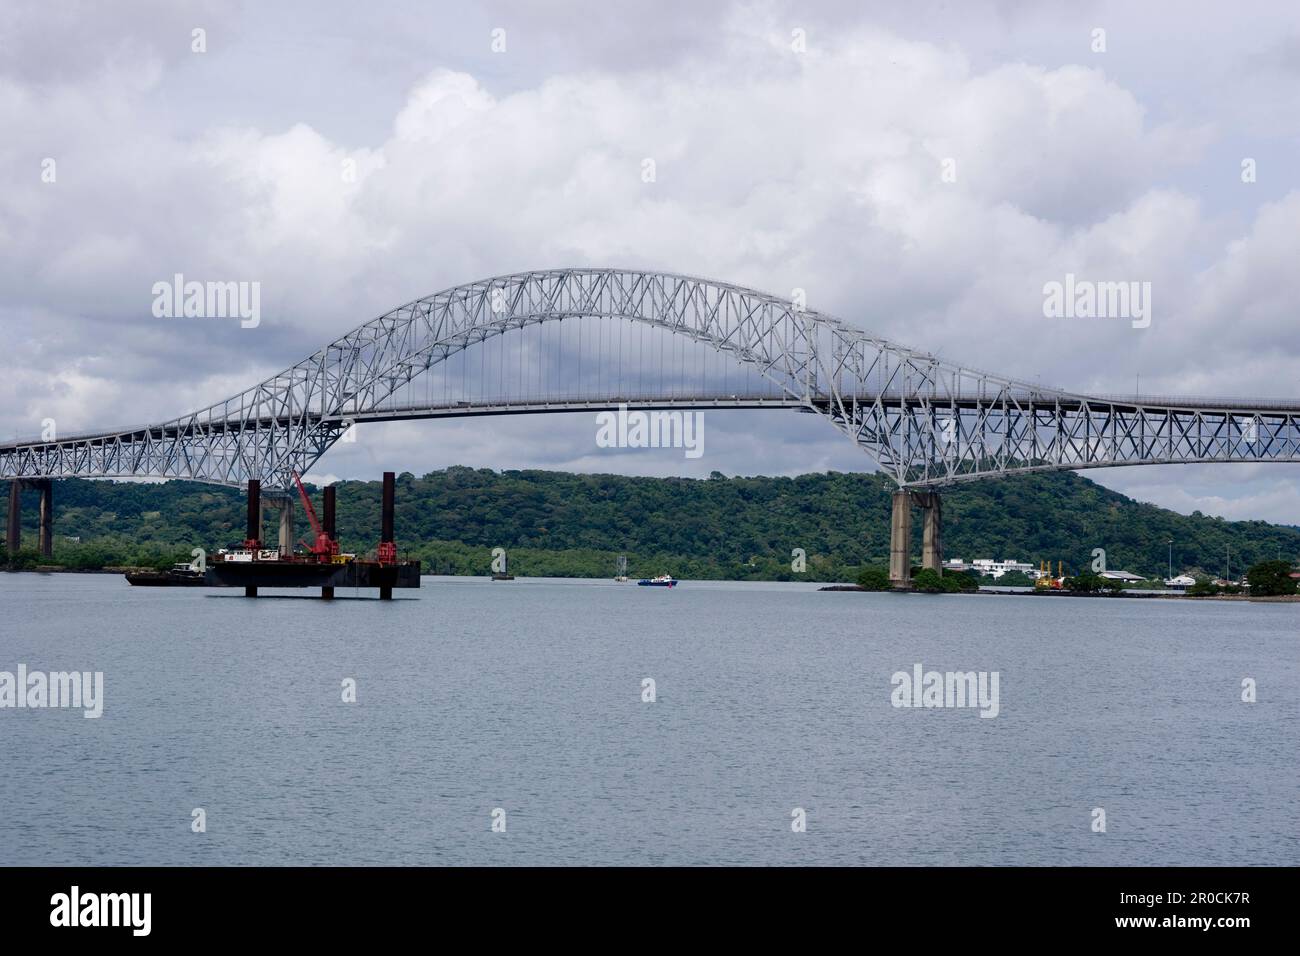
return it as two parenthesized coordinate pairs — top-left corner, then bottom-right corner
(637, 574), (677, 588)
(125, 561), (206, 587)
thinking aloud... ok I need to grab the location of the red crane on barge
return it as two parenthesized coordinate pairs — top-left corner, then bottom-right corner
(203, 471), (419, 599)
(292, 470), (339, 561)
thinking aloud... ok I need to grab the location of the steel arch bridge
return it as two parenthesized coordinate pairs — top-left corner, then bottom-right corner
(5, 267), (1300, 491)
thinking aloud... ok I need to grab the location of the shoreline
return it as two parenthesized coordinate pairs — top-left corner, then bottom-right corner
(6, 567), (1299, 601)
(1, 566), (146, 575)
(819, 584), (1300, 602)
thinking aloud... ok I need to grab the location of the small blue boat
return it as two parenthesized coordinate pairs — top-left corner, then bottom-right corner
(637, 574), (677, 588)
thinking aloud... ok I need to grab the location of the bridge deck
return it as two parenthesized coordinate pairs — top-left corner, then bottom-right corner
(8, 392), (1300, 454)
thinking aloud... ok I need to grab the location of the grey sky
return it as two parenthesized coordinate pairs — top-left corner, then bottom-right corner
(2, 1), (1299, 520)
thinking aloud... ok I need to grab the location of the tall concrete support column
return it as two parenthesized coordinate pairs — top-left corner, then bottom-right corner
(915, 491), (943, 573)
(6, 480), (20, 557)
(889, 489), (912, 589)
(277, 497), (294, 556)
(37, 480), (53, 558)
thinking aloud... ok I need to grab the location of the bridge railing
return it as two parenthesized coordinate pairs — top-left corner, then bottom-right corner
(1077, 393), (1300, 412)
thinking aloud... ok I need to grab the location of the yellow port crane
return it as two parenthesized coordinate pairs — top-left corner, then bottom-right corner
(1035, 560), (1066, 590)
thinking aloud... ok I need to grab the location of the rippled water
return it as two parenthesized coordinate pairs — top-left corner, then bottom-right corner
(1, 572), (1296, 866)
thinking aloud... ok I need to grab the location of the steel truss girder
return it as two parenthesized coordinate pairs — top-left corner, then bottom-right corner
(3, 268), (1300, 489)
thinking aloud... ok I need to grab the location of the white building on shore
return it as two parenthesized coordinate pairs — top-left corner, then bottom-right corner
(945, 558), (1038, 579)
(1099, 570), (1146, 582)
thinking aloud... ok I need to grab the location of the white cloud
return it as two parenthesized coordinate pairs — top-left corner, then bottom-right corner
(2, 1), (1300, 521)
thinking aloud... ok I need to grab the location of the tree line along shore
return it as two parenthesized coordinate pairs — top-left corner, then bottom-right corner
(4, 468), (1299, 591)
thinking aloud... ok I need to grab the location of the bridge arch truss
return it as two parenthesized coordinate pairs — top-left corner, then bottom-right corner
(4, 268), (1300, 489)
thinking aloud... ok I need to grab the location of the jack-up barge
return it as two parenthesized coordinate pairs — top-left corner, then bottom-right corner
(128, 471), (420, 599)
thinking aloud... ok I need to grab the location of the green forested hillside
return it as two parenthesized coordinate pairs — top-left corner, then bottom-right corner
(3, 467), (1298, 580)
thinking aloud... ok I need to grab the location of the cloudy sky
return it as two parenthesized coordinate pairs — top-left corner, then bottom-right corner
(3, 0), (1299, 520)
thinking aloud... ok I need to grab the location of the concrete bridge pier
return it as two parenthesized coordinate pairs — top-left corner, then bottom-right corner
(4, 479), (53, 559)
(888, 488), (943, 589)
(5, 480), (19, 556)
(889, 489), (912, 588)
(276, 496), (294, 557)
(37, 480), (53, 558)
(914, 491), (943, 572)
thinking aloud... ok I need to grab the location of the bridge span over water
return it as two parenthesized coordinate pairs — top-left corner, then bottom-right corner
(5, 268), (1300, 585)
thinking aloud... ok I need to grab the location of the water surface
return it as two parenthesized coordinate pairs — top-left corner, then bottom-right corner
(1, 573), (1295, 865)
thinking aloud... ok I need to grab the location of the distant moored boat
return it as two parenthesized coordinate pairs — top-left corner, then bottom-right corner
(637, 574), (677, 587)
(125, 563), (206, 587)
